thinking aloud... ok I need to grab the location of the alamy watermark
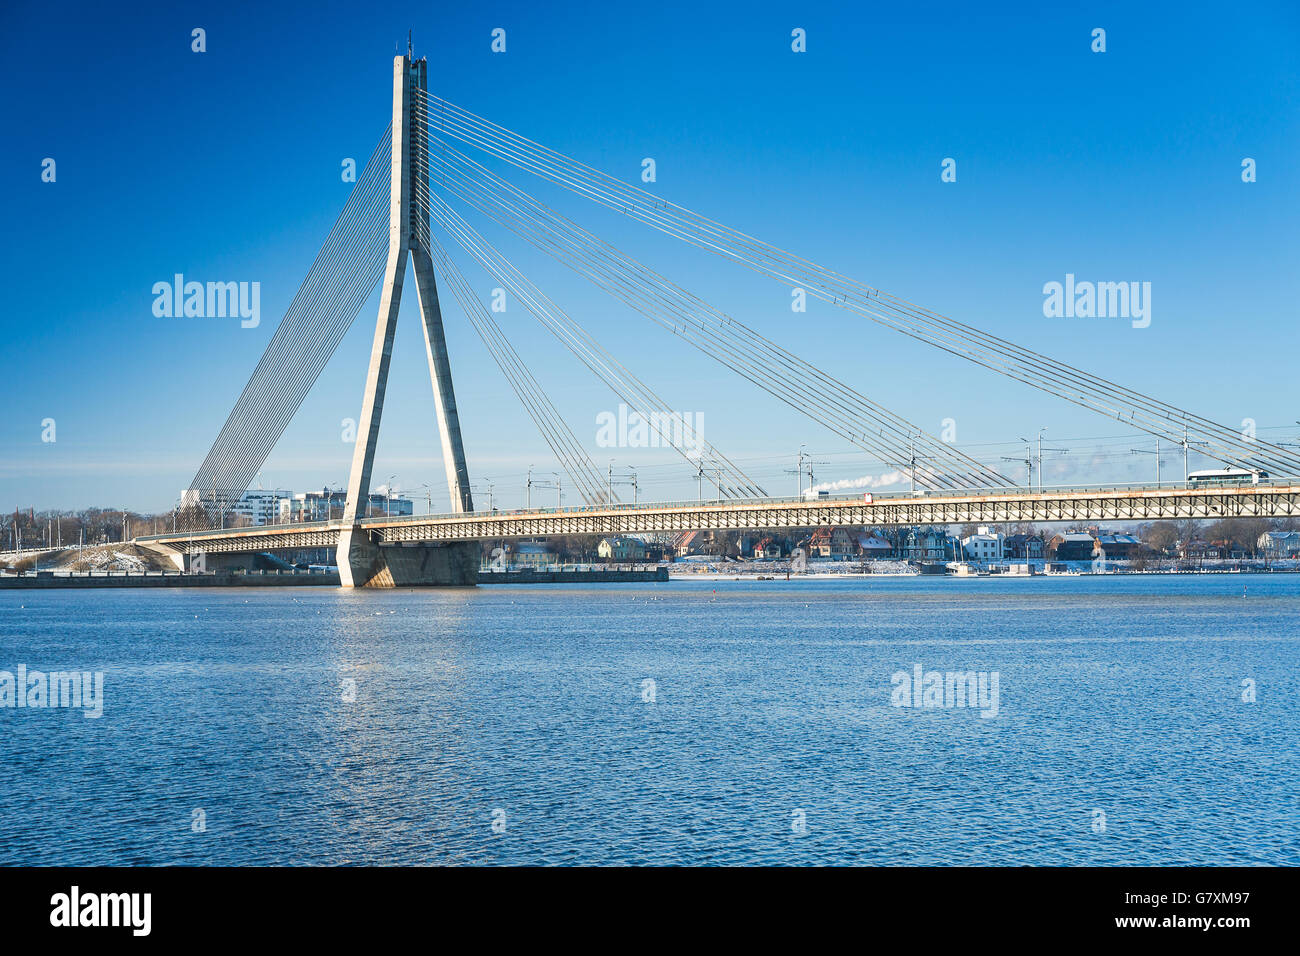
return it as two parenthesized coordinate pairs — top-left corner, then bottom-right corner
(152, 274), (260, 328)
(1042, 273), (1150, 328)
(50, 886), (150, 936)
(890, 663), (1000, 718)
(596, 402), (704, 454)
(1, 664), (104, 718)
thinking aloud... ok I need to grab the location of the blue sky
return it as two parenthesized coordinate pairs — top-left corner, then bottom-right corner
(2, 0), (1297, 512)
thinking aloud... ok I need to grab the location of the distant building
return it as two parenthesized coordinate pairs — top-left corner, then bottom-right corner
(512, 540), (557, 567)
(1258, 530), (1300, 557)
(597, 535), (647, 561)
(1178, 539), (1224, 560)
(1092, 532), (1144, 559)
(961, 526), (1005, 564)
(900, 528), (954, 562)
(673, 529), (730, 556)
(277, 489), (413, 522)
(1047, 532), (1096, 561)
(182, 488), (291, 526)
(857, 532), (895, 559)
(750, 536), (785, 559)
(1043, 529), (1145, 561)
(674, 530), (704, 556)
(807, 526), (855, 560)
(1004, 533), (1045, 560)
(235, 489), (293, 526)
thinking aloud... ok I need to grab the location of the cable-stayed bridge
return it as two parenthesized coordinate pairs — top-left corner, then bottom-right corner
(139, 50), (1300, 586)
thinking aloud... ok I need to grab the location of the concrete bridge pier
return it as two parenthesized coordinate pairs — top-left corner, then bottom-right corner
(336, 526), (478, 588)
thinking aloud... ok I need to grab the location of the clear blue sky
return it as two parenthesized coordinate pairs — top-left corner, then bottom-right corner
(2, 0), (1297, 512)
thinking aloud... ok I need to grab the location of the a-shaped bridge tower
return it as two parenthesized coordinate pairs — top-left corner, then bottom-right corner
(336, 53), (477, 586)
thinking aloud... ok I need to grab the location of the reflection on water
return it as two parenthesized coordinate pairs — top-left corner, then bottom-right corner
(1, 575), (1297, 865)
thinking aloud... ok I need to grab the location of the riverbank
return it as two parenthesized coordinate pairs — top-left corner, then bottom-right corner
(0, 566), (669, 589)
(0, 569), (340, 589)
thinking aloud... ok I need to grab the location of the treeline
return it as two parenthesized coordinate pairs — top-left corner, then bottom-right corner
(1132, 517), (1299, 556)
(1, 505), (216, 549)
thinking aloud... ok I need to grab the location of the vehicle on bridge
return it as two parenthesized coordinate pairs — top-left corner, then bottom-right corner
(1187, 468), (1268, 487)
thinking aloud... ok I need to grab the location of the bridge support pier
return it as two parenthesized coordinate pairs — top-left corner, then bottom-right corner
(336, 527), (478, 588)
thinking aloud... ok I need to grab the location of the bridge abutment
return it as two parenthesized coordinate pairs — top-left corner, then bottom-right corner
(336, 527), (478, 588)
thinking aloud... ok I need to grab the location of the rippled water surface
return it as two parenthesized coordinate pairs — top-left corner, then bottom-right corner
(1, 575), (1297, 865)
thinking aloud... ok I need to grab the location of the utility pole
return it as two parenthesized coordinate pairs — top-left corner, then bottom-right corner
(1131, 439), (1160, 485)
(526, 466), (533, 509)
(1036, 429), (1045, 491)
(1003, 442), (1034, 489)
(697, 461), (704, 502)
(909, 434), (918, 493)
(1181, 424), (1209, 483)
(608, 460), (614, 505)
(608, 468), (638, 505)
(1033, 428), (1069, 490)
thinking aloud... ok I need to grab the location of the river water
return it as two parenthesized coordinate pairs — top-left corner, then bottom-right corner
(1, 575), (1296, 865)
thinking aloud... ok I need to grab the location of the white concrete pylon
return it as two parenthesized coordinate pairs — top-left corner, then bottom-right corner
(338, 53), (475, 588)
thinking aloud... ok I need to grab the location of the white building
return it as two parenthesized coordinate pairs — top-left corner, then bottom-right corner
(277, 489), (414, 522)
(1258, 530), (1300, 557)
(961, 526), (1005, 564)
(597, 535), (647, 561)
(184, 487), (412, 525)
(181, 488), (291, 526)
(235, 489), (293, 526)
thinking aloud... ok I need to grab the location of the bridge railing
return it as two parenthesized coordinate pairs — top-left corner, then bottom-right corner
(354, 476), (1300, 526)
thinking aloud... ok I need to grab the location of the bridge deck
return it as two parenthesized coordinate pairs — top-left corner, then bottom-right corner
(130, 482), (1300, 555)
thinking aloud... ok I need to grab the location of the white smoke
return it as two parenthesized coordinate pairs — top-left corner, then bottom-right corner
(804, 471), (906, 497)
